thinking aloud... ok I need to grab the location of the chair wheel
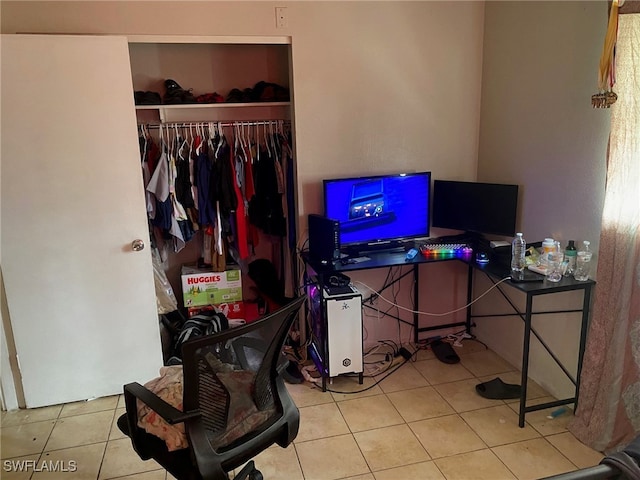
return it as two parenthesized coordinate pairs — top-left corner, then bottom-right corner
(248, 471), (263, 480)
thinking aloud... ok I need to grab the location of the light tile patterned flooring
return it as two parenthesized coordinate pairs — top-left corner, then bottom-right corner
(1, 341), (604, 480)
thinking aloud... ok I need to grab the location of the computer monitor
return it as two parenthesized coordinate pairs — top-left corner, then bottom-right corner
(431, 180), (519, 237)
(323, 172), (431, 252)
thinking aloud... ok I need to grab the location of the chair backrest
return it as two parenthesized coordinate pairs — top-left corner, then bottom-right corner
(179, 295), (304, 472)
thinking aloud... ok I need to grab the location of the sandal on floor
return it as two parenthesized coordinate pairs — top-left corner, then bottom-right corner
(475, 377), (522, 399)
(431, 339), (460, 364)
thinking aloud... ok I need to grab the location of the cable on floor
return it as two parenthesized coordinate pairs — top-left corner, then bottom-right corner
(320, 345), (419, 394)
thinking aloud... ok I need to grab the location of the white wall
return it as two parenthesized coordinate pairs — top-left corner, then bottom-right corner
(476, 1), (610, 398)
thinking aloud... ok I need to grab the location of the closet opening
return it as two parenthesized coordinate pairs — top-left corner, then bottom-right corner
(129, 37), (298, 363)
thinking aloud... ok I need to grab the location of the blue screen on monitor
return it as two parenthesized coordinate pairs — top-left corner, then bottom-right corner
(323, 172), (431, 248)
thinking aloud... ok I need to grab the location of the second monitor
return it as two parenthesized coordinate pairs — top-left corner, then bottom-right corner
(431, 180), (519, 238)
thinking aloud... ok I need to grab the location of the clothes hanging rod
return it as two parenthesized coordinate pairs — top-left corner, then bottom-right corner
(139, 120), (290, 129)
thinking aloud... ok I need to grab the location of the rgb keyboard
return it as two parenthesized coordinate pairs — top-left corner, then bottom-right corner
(419, 243), (473, 258)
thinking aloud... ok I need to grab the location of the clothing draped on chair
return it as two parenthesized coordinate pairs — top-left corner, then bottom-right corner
(569, 13), (640, 453)
(118, 296), (305, 480)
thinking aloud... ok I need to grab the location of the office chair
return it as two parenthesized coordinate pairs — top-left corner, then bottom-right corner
(117, 296), (305, 480)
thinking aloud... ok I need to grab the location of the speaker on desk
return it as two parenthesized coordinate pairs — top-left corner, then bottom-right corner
(308, 214), (341, 264)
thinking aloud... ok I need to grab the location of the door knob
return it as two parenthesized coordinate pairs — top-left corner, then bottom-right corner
(131, 239), (145, 251)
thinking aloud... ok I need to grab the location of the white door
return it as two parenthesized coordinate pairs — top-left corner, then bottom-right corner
(1, 35), (163, 408)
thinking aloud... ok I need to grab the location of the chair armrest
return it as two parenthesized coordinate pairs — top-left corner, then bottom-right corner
(124, 382), (200, 425)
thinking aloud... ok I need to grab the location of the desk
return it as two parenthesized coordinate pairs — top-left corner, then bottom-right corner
(470, 262), (595, 427)
(301, 249), (595, 428)
(303, 250), (473, 344)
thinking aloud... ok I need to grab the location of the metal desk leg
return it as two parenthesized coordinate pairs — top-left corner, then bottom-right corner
(466, 262), (474, 333)
(413, 264), (419, 345)
(519, 293), (534, 427)
(574, 284), (592, 412)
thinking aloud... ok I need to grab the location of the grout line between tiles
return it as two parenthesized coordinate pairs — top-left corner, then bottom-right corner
(541, 435), (582, 471)
(290, 442), (306, 480)
(96, 407), (120, 480)
(485, 446), (521, 480)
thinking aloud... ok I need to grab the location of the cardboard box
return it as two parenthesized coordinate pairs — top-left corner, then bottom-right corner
(187, 301), (260, 324)
(181, 266), (242, 307)
(215, 301), (245, 321)
(187, 301), (245, 321)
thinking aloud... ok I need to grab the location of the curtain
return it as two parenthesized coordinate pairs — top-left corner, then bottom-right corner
(569, 14), (640, 453)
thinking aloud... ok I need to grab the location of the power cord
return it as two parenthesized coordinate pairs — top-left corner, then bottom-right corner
(415, 328), (489, 352)
(321, 345), (417, 394)
(354, 276), (512, 317)
(359, 341), (399, 375)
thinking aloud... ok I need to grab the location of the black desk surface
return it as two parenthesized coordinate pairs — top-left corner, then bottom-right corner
(301, 249), (458, 274)
(473, 260), (595, 293)
(301, 250), (595, 294)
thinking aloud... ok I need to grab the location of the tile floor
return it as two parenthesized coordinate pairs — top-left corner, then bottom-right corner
(1, 341), (604, 480)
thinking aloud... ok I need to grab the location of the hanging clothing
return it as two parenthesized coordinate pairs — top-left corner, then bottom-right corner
(210, 138), (237, 228)
(147, 151), (170, 203)
(190, 135), (201, 211)
(249, 147), (286, 237)
(147, 151), (172, 231)
(243, 142), (260, 252)
(140, 136), (156, 221)
(146, 150), (186, 253)
(138, 121), (295, 282)
(168, 153), (188, 222)
(229, 144), (250, 260)
(175, 150), (195, 209)
(210, 223), (226, 272)
(195, 148), (216, 227)
(146, 139), (160, 176)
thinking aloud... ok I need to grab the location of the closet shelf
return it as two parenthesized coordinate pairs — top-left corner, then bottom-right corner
(136, 102), (291, 122)
(135, 102), (290, 110)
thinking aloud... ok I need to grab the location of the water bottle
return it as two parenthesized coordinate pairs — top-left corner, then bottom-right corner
(574, 241), (592, 281)
(511, 233), (526, 272)
(563, 240), (577, 276)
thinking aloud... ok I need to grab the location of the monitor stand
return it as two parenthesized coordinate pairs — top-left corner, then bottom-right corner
(345, 240), (406, 257)
(435, 231), (488, 249)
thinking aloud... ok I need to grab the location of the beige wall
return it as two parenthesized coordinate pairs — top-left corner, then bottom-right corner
(1, 0), (485, 349)
(476, 1), (610, 398)
(1, 1), (611, 400)
(1, 1), (485, 214)
(479, 1), (609, 246)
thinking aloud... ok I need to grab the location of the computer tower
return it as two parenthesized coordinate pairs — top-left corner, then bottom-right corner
(309, 283), (363, 379)
(308, 214), (341, 265)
